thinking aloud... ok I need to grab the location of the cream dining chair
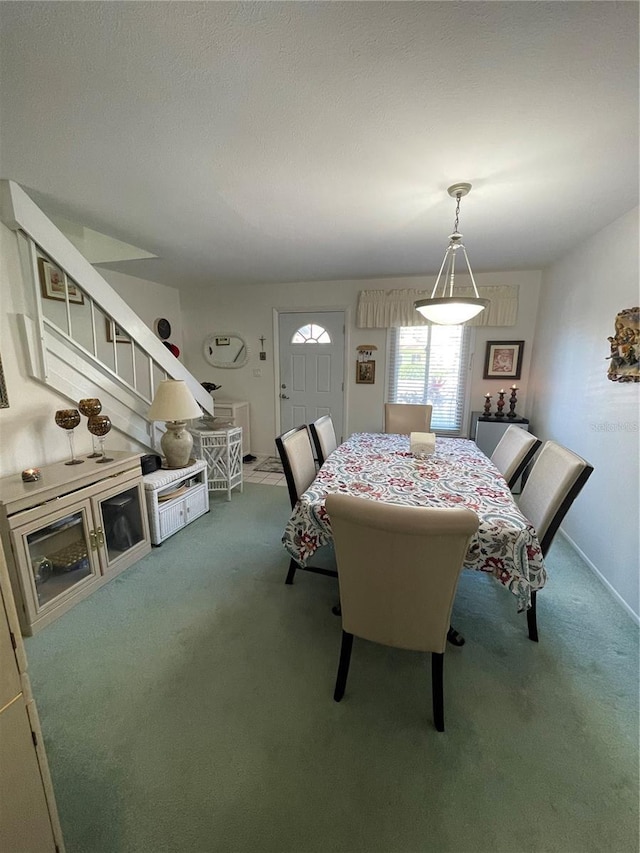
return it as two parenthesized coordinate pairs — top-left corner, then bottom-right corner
(309, 415), (338, 467)
(517, 440), (593, 642)
(490, 425), (541, 490)
(384, 403), (433, 435)
(275, 425), (338, 586)
(325, 493), (478, 732)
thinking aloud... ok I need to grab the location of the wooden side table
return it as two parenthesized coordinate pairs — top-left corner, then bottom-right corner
(189, 425), (243, 501)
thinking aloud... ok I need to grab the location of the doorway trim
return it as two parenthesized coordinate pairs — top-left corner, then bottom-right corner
(273, 306), (350, 441)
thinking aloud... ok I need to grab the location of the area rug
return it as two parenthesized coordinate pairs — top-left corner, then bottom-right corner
(253, 456), (284, 473)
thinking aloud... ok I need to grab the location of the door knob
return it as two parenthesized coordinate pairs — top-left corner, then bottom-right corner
(280, 393), (290, 399)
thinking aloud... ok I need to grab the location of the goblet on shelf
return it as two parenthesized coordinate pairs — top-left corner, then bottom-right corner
(54, 409), (84, 465)
(78, 398), (103, 457)
(87, 414), (113, 463)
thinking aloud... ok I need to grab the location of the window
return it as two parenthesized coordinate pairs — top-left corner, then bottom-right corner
(291, 324), (331, 344)
(387, 325), (472, 434)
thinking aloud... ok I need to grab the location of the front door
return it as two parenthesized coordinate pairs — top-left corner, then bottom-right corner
(278, 311), (345, 439)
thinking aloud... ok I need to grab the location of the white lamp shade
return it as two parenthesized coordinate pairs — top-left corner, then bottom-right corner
(415, 297), (489, 325)
(147, 380), (202, 422)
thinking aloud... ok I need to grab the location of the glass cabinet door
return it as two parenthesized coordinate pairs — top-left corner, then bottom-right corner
(19, 504), (99, 613)
(94, 482), (146, 569)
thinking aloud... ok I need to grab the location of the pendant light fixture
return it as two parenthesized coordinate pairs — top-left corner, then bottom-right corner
(414, 182), (489, 325)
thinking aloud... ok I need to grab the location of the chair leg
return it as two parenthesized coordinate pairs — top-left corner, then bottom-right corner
(431, 652), (444, 732)
(285, 558), (297, 585)
(527, 591), (539, 642)
(333, 631), (354, 702)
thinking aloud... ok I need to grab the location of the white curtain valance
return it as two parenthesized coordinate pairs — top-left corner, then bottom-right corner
(356, 286), (518, 328)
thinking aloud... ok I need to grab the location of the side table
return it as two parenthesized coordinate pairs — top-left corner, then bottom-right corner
(143, 459), (209, 545)
(189, 425), (243, 501)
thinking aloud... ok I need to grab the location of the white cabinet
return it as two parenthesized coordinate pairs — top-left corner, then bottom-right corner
(0, 539), (65, 852)
(0, 452), (151, 635)
(189, 425), (243, 501)
(143, 459), (209, 545)
(213, 400), (251, 459)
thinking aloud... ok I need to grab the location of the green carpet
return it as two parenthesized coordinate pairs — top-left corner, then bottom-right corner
(25, 483), (639, 853)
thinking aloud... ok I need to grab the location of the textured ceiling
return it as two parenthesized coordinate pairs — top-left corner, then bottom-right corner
(0, 1), (638, 290)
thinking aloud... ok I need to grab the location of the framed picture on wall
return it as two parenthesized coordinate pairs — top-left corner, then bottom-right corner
(356, 360), (376, 384)
(106, 319), (131, 343)
(38, 257), (84, 304)
(483, 341), (524, 380)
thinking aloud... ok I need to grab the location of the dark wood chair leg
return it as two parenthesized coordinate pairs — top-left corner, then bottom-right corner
(431, 652), (444, 732)
(333, 631), (354, 702)
(285, 558), (297, 585)
(527, 591), (539, 642)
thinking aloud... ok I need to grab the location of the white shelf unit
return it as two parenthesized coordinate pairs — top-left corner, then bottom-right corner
(190, 425), (243, 501)
(143, 459), (209, 545)
(213, 400), (251, 459)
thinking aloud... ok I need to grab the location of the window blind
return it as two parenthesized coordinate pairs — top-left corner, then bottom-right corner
(387, 325), (471, 434)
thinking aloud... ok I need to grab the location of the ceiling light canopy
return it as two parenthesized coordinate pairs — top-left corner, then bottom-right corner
(415, 183), (489, 325)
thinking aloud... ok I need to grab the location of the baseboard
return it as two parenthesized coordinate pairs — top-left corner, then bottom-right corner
(559, 528), (640, 625)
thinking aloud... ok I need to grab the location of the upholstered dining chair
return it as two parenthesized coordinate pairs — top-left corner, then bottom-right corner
(490, 425), (542, 490)
(275, 425), (338, 586)
(384, 403), (433, 435)
(325, 493), (478, 732)
(517, 440), (594, 642)
(309, 415), (338, 467)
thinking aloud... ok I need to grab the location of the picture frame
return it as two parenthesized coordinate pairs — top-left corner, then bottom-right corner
(106, 319), (131, 343)
(356, 360), (376, 384)
(38, 257), (84, 304)
(483, 341), (524, 380)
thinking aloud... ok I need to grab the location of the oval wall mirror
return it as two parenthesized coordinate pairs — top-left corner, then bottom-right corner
(203, 333), (249, 368)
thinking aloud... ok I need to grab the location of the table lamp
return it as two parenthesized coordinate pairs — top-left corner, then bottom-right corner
(147, 380), (202, 468)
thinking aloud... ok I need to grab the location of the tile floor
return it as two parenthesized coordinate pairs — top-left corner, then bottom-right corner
(242, 455), (287, 486)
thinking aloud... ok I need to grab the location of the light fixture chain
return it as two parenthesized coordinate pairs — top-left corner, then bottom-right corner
(453, 192), (461, 233)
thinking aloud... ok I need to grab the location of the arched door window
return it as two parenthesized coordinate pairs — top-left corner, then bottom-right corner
(291, 324), (331, 344)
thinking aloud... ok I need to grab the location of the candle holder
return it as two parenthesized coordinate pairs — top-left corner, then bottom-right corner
(495, 390), (506, 418)
(88, 415), (114, 463)
(507, 386), (519, 418)
(78, 398), (103, 457)
(483, 395), (492, 417)
(55, 409), (84, 465)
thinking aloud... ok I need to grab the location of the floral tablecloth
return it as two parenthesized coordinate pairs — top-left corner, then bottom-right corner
(282, 433), (546, 611)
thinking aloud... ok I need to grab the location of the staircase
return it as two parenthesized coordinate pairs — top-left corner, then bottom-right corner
(0, 180), (213, 452)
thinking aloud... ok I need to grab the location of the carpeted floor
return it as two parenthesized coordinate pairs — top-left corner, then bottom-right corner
(25, 483), (639, 853)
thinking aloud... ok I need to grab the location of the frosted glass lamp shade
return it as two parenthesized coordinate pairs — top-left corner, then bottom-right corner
(148, 380), (202, 468)
(414, 297), (489, 325)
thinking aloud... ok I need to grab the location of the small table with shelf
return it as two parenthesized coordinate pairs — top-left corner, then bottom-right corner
(189, 424), (243, 501)
(143, 459), (209, 545)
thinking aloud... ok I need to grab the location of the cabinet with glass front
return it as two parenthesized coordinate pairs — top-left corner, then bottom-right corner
(0, 452), (151, 635)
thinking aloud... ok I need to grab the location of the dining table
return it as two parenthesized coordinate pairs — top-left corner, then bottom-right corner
(282, 432), (546, 612)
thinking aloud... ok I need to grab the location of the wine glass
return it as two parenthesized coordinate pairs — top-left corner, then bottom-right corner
(54, 409), (84, 465)
(78, 398), (103, 458)
(87, 414), (113, 463)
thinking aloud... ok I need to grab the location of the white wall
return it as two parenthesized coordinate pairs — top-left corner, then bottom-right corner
(0, 223), (180, 477)
(528, 207), (639, 617)
(180, 270), (541, 457)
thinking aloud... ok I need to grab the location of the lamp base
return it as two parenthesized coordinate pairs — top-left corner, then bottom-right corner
(161, 421), (194, 469)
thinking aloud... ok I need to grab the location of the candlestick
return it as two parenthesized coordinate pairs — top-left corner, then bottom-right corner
(507, 385), (519, 418)
(483, 394), (492, 416)
(495, 390), (506, 418)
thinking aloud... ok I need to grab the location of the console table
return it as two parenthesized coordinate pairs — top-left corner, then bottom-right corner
(189, 425), (243, 501)
(143, 459), (209, 545)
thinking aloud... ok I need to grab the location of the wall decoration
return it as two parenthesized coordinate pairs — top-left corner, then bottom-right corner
(38, 257), (84, 304)
(106, 319), (131, 343)
(483, 340), (524, 380)
(154, 318), (172, 340)
(356, 360), (376, 384)
(606, 307), (639, 383)
(0, 355), (8, 408)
